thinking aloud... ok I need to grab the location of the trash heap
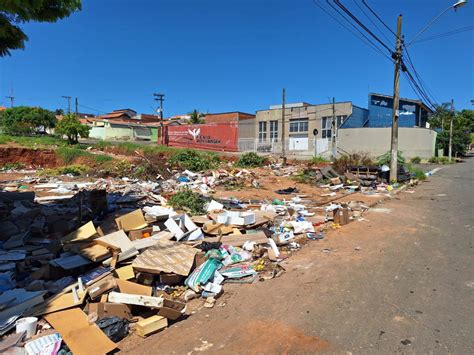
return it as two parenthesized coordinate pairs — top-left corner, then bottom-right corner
(0, 158), (419, 353)
(0, 184), (337, 354)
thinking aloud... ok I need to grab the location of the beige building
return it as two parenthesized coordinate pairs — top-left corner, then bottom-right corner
(251, 101), (361, 155)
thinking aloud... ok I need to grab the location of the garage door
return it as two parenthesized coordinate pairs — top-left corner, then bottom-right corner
(289, 135), (309, 151)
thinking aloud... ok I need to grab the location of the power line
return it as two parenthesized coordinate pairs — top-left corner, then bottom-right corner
(77, 103), (107, 114)
(333, 0), (393, 54)
(402, 46), (438, 104)
(351, 0), (392, 44)
(410, 26), (474, 45)
(361, 0), (397, 38)
(311, 0), (394, 63)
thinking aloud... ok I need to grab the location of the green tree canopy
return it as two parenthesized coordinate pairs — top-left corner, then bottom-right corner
(55, 113), (89, 144)
(189, 109), (204, 124)
(0, 0), (82, 56)
(0, 106), (57, 135)
(429, 107), (473, 157)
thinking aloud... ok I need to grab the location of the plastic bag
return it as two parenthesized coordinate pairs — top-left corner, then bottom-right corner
(96, 317), (129, 342)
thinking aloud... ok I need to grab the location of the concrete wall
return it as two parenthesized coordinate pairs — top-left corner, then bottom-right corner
(338, 127), (437, 159)
(255, 102), (354, 146)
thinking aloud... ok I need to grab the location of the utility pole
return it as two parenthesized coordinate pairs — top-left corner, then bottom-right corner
(331, 97), (337, 160)
(75, 97), (79, 117)
(281, 88), (287, 166)
(389, 15), (403, 183)
(448, 98), (454, 162)
(6, 96), (14, 108)
(153, 93), (165, 145)
(62, 96), (71, 114)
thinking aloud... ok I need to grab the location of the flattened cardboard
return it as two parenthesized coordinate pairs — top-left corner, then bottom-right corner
(115, 279), (152, 296)
(66, 242), (111, 262)
(203, 231), (268, 247)
(88, 302), (132, 320)
(115, 209), (147, 232)
(62, 221), (97, 243)
(29, 287), (86, 316)
(45, 308), (116, 355)
(132, 239), (198, 276)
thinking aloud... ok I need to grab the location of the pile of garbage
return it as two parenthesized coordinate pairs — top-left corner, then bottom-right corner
(0, 178), (358, 354)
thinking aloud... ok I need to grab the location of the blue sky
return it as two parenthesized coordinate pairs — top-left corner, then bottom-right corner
(1, 0), (472, 116)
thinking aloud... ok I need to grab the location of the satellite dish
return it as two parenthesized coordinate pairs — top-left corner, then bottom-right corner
(313, 128), (319, 136)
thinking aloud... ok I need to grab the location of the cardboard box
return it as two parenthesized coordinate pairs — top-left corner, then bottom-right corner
(88, 302), (132, 320)
(333, 207), (349, 225)
(115, 209), (148, 232)
(128, 227), (153, 241)
(158, 299), (185, 320)
(164, 214), (203, 241)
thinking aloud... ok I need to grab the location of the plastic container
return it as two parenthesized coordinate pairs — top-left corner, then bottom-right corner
(15, 317), (38, 338)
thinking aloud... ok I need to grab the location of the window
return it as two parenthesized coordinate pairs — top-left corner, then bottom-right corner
(337, 115), (347, 127)
(321, 115), (348, 138)
(269, 120), (278, 142)
(289, 118), (308, 133)
(258, 121), (267, 143)
(322, 117), (332, 139)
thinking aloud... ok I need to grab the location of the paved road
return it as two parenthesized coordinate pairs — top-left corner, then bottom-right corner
(123, 158), (474, 354)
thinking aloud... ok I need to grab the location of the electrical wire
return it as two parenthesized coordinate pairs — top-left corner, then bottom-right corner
(311, 0), (394, 63)
(410, 26), (474, 45)
(402, 45), (438, 105)
(351, 0), (392, 44)
(361, 0), (397, 38)
(333, 0), (393, 54)
(403, 70), (436, 110)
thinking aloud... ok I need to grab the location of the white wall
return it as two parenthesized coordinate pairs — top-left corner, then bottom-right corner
(338, 127), (437, 159)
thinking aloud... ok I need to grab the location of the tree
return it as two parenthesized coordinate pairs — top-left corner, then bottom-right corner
(0, 0), (82, 56)
(55, 108), (64, 116)
(429, 107), (473, 157)
(0, 106), (57, 135)
(55, 113), (89, 144)
(189, 109), (204, 124)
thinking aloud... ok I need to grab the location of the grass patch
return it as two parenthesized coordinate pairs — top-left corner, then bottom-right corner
(0, 134), (67, 148)
(93, 154), (113, 163)
(0, 162), (25, 170)
(168, 188), (206, 215)
(169, 149), (220, 171)
(40, 164), (90, 177)
(310, 156), (329, 165)
(405, 164), (426, 181)
(235, 152), (265, 168)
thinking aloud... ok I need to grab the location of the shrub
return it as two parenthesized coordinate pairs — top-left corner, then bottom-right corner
(169, 149), (220, 171)
(377, 151), (405, 166)
(428, 156), (453, 164)
(292, 169), (321, 184)
(56, 147), (86, 164)
(93, 154), (113, 163)
(332, 152), (374, 174)
(410, 156), (421, 164)
(168, 188), (206, 215)
(235, 152), (265, 168)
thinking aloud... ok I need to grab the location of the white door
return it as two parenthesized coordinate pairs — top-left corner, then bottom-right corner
(289, 135), (309, 151)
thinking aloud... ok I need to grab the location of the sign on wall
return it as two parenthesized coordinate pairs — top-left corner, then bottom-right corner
(166, 123), (239, 152)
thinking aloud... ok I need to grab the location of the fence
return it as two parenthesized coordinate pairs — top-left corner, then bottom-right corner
(238, 138), (332, 158)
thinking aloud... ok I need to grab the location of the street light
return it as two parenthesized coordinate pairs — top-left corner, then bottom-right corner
(407, 0), (468, 47)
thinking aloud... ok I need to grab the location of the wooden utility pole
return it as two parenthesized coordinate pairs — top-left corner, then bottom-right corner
(153, 93), (165, 145)
(331, 97), (337, 160)
(281, 88), (287, 166)
(448, 98), (454, 162)
(75, 97), (78, 117)
(6, 96), (14, 108)
(389, 15), (403, 183)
